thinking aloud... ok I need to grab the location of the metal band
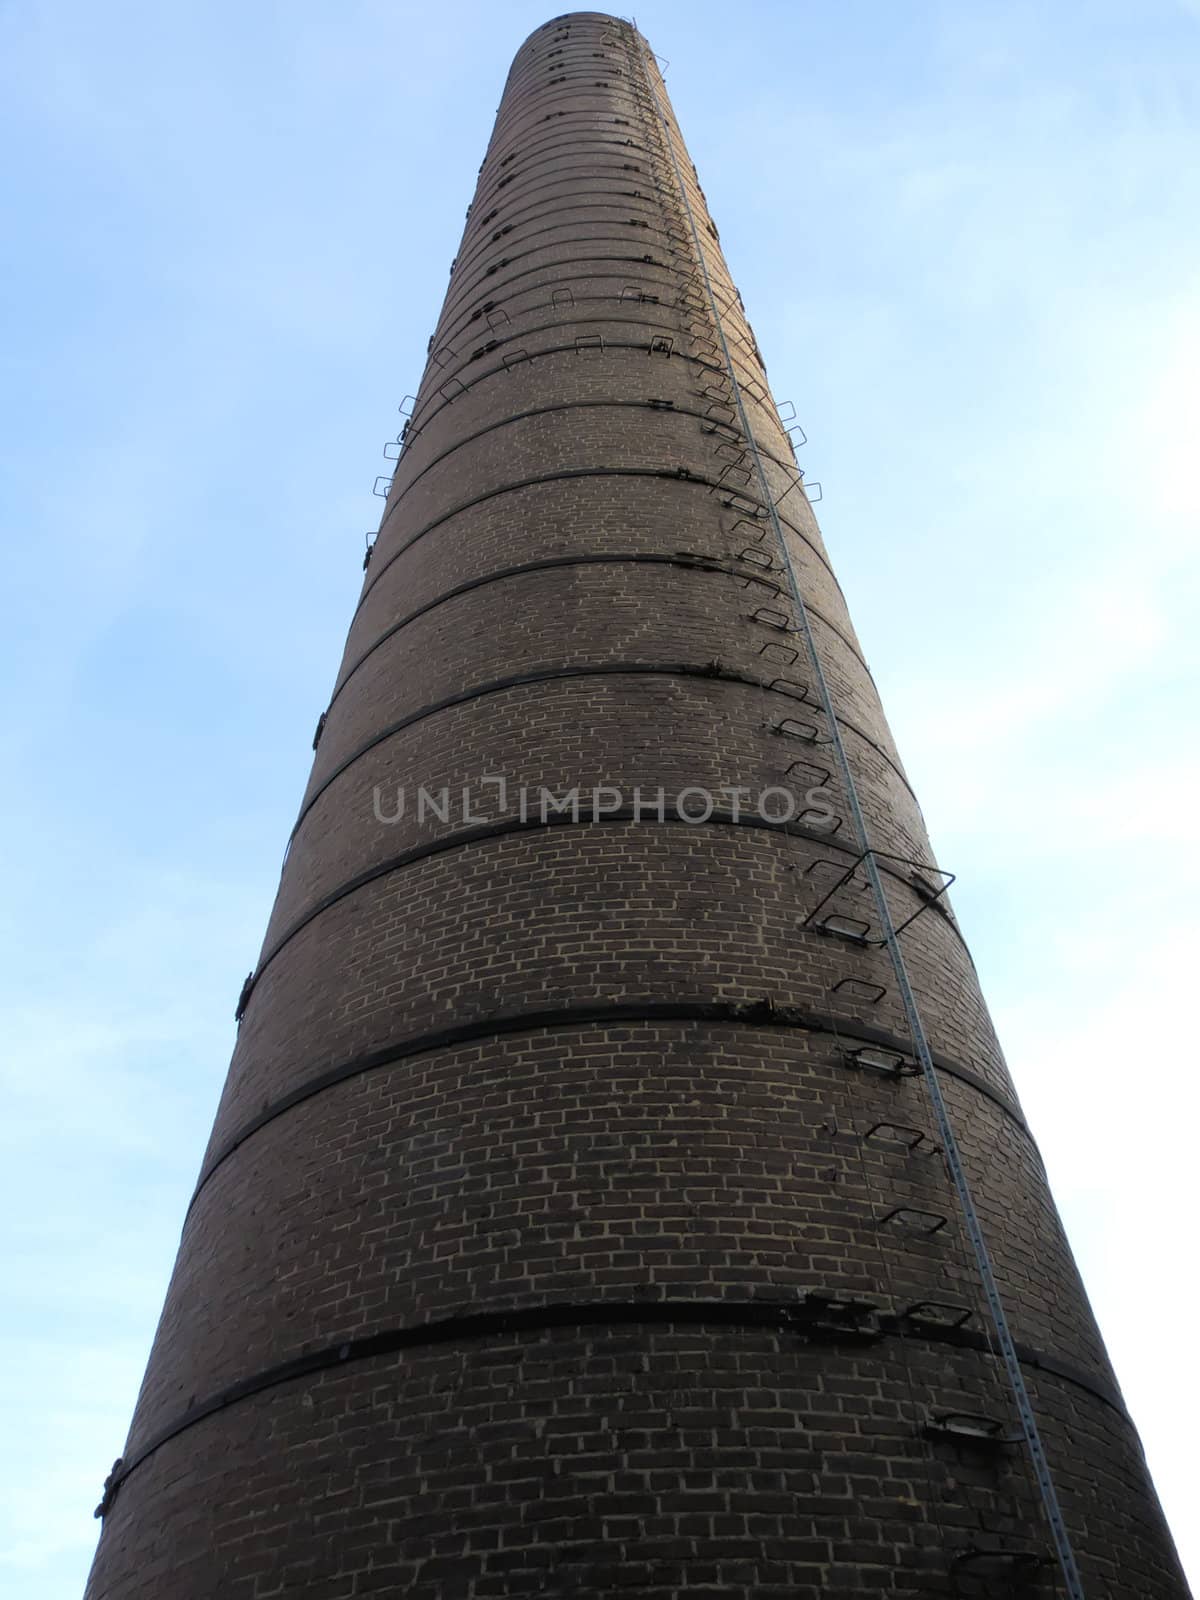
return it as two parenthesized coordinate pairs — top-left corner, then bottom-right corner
(293, 660), (922, 844)
(385, 395), (790, 530)
(199, 996), (1027, 1210)
(363, 461), (833, 618)
(335, 548), (867, 712)
(99, 1296), (1127, 1519)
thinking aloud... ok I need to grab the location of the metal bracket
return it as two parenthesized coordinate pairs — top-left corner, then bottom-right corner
(799, 849), (955, 943)
(93, 1457), (124, 1520)
(876, 1205), (949, 1236)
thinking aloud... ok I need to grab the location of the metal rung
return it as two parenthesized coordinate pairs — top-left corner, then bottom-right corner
(774, 719), (824, 747)
(738, 547), (774, 570)
(800, 1290), (880, 1330)
(816, 913), (872, 943)
(486, 308), (510, 329)
(926, 1412), (1018, 1445)
(430, 346), (455, 368)
(398, 395), (416, 416)
(831, 977), (886, 1005)
(503, 346), (531, 368)
(758, 641), (798, 667)
(372, 475), (394, 499)
(953, 1546), (1047, 1576)
(438, 378), (466, 402)
(737, 571), (782, 598)
(803, 857), (870, 896)
(877, 1205), (948, 1236)
(704, 422), (742, 446)
(382, 439), (403, 461)
(787, 760), (832, 789)
(777, 399), (797, 421)
(574, 335), (603, 354)
(648, 335), (673, 356)
(751, 607), (790, 630)
(903, 1299), (973, 1329)
(845, 1045), (916, 1078)
(732, 517), (767, 542)
(863, 1121), (932, 1151)
(804, 857), (863, 887)
(721, 491), (763, 518)
(552, 287), (575, 307)
(767, 677), (808, 701)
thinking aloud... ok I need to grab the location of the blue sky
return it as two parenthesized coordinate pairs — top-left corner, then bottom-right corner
(2, 1), (1197, 1593)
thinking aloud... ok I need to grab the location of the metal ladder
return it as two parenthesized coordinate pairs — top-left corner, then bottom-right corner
(628, 26), (1087, 1600)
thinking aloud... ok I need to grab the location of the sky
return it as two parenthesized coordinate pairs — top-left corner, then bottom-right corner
(0, 0), (1197, 1593)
